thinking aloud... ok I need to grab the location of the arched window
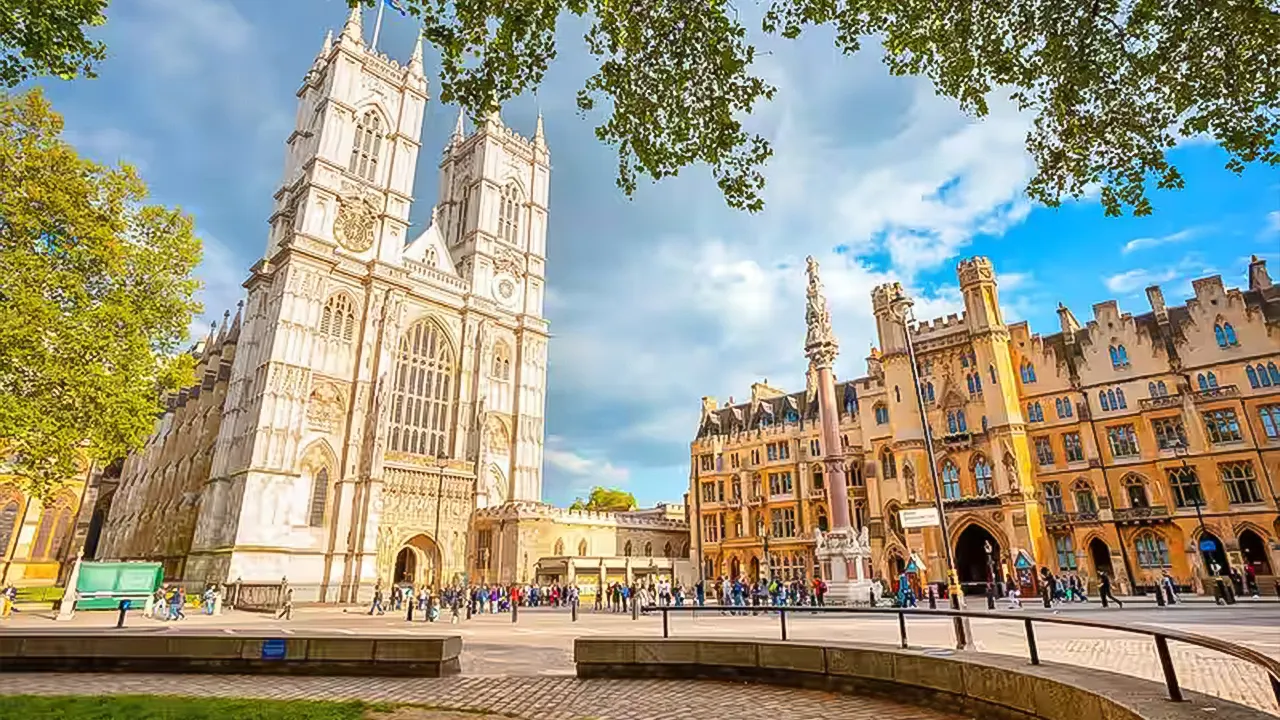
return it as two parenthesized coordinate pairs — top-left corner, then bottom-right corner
(578, 539), (588, 556)
(1100, 389), (1110, 411)
(947, 411), (957, 434)
(1055, 398), (1064, 417)
(624, 540), (633, 556)
(32, 502), (67, 559)
(1157, 380), (1167, 395)
(1214, 323), (1227, 348)
(848, 460), (864, 486)
(981, 415), (988, 432)
(880, 448), (896, 480)
(320, 293), (357, 343)
(1207, 371), (1218, 388)
(498, 183), (523, 244)
(644, 541), (653, 556)
(1124, 475), (1149, 508)
(816, 508), (829, 532)
(961, 352), (970, 368)
(1135, 533), (1170, 568)
(1106, 389), (1118, 409)
(1043, 482), (1064, 513)
(1224, 323), (1238, 346)
(1072, 479), (1097, 513)
(47, 507), (73, 560)
(973, 456), (993, 495)
(664, 541), (673, 557)
(972, 372), (982, 394)
(1197, 373), (1208, 390)
(0, 499), (18, 557)
(491, 342), (511, 380)
(1034, 402), (1043, 422)
(1115, 388), (1126, 408)
(784, 408), (800, 423)
(843, 385), (858, 416)
(554, 538), (565, 556)
(1109, 344), (1129, 369)
(348, 110), (383, 181)
(967, 374), (976, 394)
(1269, 362), (1280, 385)
(388, 320), (456, 457)
(1062, 398), (1073, 417)
(1247, 365), (1260, 388)
(308, 468), (330, 527)
(957, 411), (967, 432)
(874, 404), (889, 425)
(1255, 363), (1272, 387)
(1147, 381), (1157, 396)
(1021, 361), (1036, 383)
(941, 461), (961, 500)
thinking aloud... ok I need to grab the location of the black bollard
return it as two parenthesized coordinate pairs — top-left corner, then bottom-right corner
(571, 600), (578, 622)
(406, 602), (414, 621)
(1224, 581), (1237, 605)
(1042, 587), (1052, 608)
(512, 599), (519, 623)
(869, 589), (876, 607)
(466, 601), (473, 620)
(631, 597), (639, 620)
(116, 599), (130, 628)
(1155, 585), (1166, 606)
(928, 587), (937, 610)
(986, 585), (996, 610)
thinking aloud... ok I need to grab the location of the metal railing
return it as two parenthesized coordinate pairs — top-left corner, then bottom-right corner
(641, 604), (1280, 708)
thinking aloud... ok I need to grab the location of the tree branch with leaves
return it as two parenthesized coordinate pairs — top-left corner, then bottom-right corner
(353, 0), (1279, 216)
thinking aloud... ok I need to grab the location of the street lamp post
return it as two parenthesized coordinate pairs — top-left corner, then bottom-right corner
(1172, 441), (1225, 603)
(756, 514), (771, 583)
(984, 539), (996, 609)
(891, 289), (971, 648)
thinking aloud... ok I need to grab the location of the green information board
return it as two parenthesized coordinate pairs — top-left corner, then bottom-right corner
(74, 561), (163, 610)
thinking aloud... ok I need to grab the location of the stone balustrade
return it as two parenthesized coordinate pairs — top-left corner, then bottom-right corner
(574, 637), (1271, 720)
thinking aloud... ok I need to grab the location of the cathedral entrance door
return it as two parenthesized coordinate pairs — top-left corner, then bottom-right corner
(395, 534), (441, 588)
(394, 548), (416, 585)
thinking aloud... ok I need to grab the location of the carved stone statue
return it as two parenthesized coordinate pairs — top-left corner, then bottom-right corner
(803, 255), (839, 370)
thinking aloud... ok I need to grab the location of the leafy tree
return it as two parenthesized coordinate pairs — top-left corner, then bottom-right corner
(351, 0), (1279, 216)
(0, 0), (109, 88)
(569, 486), (638, 512)
(0, 89), (202, 499)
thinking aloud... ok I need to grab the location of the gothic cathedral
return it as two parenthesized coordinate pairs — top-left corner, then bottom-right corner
(97, 7), (551, 602)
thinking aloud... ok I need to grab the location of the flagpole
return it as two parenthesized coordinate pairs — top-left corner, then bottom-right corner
(371, 0), (386, 51)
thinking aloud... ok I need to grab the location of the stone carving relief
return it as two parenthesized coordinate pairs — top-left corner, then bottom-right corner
(306, 380), (347, 432)
(493, 247), (525, 278)
(803, 256), (840, 370)
(333, 195), (377, 253)
(487, 417), (511, 456)
(267, 364), (312, 400)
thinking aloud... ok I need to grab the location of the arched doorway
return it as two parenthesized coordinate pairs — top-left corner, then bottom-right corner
(1239, 529), (1272, 576)
(394, 548), (416, 585)
(1199, 531), (1230, 576)
(888, 553), (906, 578)
(1088, 537), (1114, 581)
(953, 523), (1002, 595)
(729, 556), (741, 580)
(749, 556), (761, 581)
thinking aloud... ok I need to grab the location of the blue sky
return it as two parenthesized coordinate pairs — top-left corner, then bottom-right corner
(32, 0), (1280, 509)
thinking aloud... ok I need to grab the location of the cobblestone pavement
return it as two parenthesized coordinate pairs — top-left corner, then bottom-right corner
(0, 674), (965, 720)
(4, 603), (1277, 713)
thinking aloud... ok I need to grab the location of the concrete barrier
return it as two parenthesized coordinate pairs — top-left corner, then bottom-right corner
(574, 637), (1272, 720)
(0, 632), (461, 677)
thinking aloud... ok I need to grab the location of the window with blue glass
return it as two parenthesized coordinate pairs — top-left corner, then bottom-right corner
(1197, 372), (1219, 390)
(1214, 322), (1238, 348)
(1247, 363), (1278, 389)
(874, 404), (889, 425)
(1020, 360), (1037, 383)
(1109, 344), (1129, 369)
(973, 456), (993, 495)
(941, 461), (961, 500)
(784, 408), (799, 423)
(843, 386), (858, 416)
(1099, 390), (1109, 411)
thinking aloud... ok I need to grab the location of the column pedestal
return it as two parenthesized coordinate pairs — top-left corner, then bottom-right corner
(815, 526), (878, 605)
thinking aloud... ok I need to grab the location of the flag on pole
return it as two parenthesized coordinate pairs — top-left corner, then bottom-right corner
(384, 0), (408, 15)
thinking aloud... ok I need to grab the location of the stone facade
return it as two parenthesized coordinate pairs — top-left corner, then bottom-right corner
(96, 9), (551, 601)
(0, 453), (105, 586)
(470, 502), (694, 592)
(691, 256), (1280, 596)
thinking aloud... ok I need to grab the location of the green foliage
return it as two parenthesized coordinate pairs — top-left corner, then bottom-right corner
(0, 695), (371, 720)
(0, 0), (109, 87)
(570, 486), (637, 512)
(352, 0), (1279, 216)
(0, 89), (202, 500)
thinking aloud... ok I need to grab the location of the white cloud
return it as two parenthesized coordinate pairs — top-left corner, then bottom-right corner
(544, 436), (631, 495)
(61, 127), (153, 172)
(1266, 211), (1280, 236)
(1103, 255), (1217, 296)
(1121, 228), (1198, 254)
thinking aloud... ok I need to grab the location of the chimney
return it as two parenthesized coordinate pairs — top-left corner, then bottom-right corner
(1248, 255), (1272, 290)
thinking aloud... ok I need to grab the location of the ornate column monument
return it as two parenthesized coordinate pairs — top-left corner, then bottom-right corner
(805, 257), (877, 604)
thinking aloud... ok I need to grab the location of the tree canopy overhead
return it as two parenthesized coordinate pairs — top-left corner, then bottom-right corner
(0, 0), (109, 88)
(352, 0), (1279, 217)
(0, 89), (202, 498)
(569, 486), (638, 512)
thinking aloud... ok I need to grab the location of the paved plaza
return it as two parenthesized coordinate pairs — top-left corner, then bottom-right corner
(2, 602), (1278, 716)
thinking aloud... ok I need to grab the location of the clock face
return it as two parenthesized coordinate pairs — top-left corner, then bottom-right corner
(493, 273), (520, 307)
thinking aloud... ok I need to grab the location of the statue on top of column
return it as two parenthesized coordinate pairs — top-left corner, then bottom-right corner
(804, 255), (839, 370)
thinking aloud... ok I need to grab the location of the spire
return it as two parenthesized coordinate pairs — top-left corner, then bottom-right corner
(340, 4), (363, 46)
(216, 309), (231, 344)
(408, 33), (424, 77)
(200, 321), (217, 360)
(451, 108), (465, 143)
(322, 29), (333, 55)
(803, 256), (839, 371)
(533, 112), (545, 147)
(226, 300), (244, 344)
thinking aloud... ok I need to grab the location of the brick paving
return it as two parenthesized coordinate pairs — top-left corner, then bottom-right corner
(3, 603), (1278, 714)
(0, 674), (965, 720)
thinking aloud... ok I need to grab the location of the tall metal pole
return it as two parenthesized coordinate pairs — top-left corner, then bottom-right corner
(893, 291), (970, 647)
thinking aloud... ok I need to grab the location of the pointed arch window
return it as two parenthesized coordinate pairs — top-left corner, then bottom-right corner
(491, 342), (512, 380)
(643, 541), (653, 556)
(554, 538), (565, 556)
(1207, 371), (1218, 388)
(1100, 389), (1110, 411)
(308, 467), (330, 528)
(1072, 479), (1097, 514)
(1157, 380), (1167, 396)
(973, 456), (994, 495)
(956, 411), (967, 432)
(348, 110), (383, 182)
(663, 541), (673, 557)
(1043, 482), (1064, 514)
(578, 539), (588, 556)
(388, 320), (456, 457)
(941, 461), (961, 500)
(1215, 321), (1238, 347)
(967, 374), (975, 394)
(1247, 365), (1261, 388)
(920, 382), (935, 403)
(880, 448), (896, 480)
(1109, 344), (1129, 369)
(1270, 362), (1280, 385)
(498, 182), (523, 244)
(947, 411), (958, 434)
(874, 404), (889, 425)
(848, 459), (864, 486)
(843, 386), (858, 416)
(624, 540), (633, 557)
(1135, 532), (1170, 568)
(1124, 475), (1149, 508)
(1021, 361), (1037, 383)
(320, 293), (357, 343)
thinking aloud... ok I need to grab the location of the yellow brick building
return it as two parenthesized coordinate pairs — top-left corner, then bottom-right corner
(690, 256), (1280, 596)
(0, 455), (100, 587)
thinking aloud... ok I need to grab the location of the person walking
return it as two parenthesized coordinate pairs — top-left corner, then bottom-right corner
(276, 587), (293, 620)
(1098, 570), (1123, 608)
(369, 582), (386, 615)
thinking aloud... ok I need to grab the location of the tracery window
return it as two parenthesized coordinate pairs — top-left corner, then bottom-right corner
(492, 342), (512, 380)
(973, 456), (994, 495)
(941, 461), (961, 500)
(320, 293), (357, 343)
(498, 183), (522, 244)
(1109, 344), (1129, 369)
(1135, 533), (1170, 568)
(1124, 474), (1149, 508)
(880, 448), (896, 480)
(1020, 361), (1037, 383)
(348, 110), (383, 182)
(1214, 322), (1238, 348)
(389, 320), (456, 457)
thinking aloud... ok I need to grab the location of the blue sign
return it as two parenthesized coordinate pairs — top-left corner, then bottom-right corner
(1199, 539), (1217, 552)
(261, 638), (287, 660)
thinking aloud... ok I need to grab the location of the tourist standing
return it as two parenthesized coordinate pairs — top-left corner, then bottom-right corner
(276, 587), (293, 620)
